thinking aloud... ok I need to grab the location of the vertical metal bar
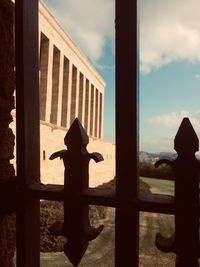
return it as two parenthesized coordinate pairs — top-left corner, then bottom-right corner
(115, 0), (139, 266)
(174, 118), (199, 267)
(15, 0), (40, 266)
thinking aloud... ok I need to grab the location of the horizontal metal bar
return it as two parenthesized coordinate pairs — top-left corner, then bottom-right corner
(138, 193), (175, 214)
(28, 183), (175, 214)
(28, 183), (116, 205)
(142, 176), (174, 181)
(28, 183), (64, 201)
(1, 182), (198, 216)
(82, 188), (116, 207)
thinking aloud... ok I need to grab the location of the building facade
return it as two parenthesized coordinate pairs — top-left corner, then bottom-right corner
(39, 1), (105, 139)
(11, 1), (115, 187)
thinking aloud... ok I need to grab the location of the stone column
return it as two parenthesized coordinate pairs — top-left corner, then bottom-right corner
(70, 65), (79, 125)
(50, 46), (60, 125)
(81, 75), (86, 127)
(39, 33), (49, 121)
(101, 92), (104, 139)
(97, 90), (101, 138)
(66, 61), (72, 129)
(57, 52), (64, 126)
(99, 92), (103, 139)
(75, 70), (80, 120)
(0, 1), (16, 266)
(94, 88), (99, 138)
(78, 72), (84, 124)
(61, 56), (70, 128)
(38, 31), (41, 57)
(84, 79), (90, 135)
(45, 40), (53, 123)
(89, 84), (95, 137)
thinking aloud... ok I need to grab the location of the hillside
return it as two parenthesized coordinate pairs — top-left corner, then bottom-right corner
(139, 151), (177, 163)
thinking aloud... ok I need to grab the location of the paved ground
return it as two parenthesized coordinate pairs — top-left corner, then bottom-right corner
(38, 178), (177, 266)
(39, 208), (176, 267)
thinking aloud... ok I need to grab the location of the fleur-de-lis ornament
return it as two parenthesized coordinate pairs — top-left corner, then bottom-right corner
(155, 118), (199, 266)
(50, 118), (104, 266)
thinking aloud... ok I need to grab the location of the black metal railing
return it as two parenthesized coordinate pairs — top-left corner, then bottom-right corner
(1, 117), (200, 266)
(1, 0), (199, 266)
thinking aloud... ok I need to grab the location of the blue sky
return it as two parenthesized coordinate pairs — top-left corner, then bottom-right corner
(44, 0), (200, 153)
(140, 61), (200, 152)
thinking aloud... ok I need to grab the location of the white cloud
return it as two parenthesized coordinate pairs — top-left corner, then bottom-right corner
(146, 111), (200, 152)
(150, 111), (189, 127)
(140, 0), (200, 74)
(44, 1), (200, 73)
(140, 136), (174, 153)
(93, 62), (115, 71)
(150, 111), (200, 131)
(44, 0), (115, 62)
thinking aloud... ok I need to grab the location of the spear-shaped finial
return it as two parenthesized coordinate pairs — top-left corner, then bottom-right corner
(174, 117), (198, 154)
(64, 118), (89, 150)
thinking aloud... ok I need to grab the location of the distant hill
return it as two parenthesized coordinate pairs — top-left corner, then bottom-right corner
(139, 151), (177, 163)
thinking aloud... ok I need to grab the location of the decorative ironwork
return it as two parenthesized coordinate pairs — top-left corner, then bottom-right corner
(11, 0), (200, 264)
(155, 118), (200, 266)
(49, 118), (104, 266)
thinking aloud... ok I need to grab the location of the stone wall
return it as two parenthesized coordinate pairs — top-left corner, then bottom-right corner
(11, 117), (115, 187)
(0, 0), (16, 266)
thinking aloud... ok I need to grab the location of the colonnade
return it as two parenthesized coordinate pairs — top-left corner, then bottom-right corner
(39, 31), (104, 139)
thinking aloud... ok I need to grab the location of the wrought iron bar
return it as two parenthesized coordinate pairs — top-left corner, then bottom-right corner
(15, 0), (40, 266)
(6, 1), (200, 266)
(174, 118), (199, 266)
(115, 0), (139, 266)
(28, 183), (176, 214)
(1, 116), (200, 266)
(155, 118), (200, 267)
(49, 118), (104, 266)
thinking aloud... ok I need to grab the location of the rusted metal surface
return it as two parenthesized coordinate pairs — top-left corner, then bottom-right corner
(155, 118), (200, 267)
(49, 118), (104, 266)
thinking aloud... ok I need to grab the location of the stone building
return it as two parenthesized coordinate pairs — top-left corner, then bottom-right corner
(38, 1), (105, 139)
(11, 0), (115, 187)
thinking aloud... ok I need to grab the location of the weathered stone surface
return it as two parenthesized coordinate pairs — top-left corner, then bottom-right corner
(0, 0), (16, 266)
